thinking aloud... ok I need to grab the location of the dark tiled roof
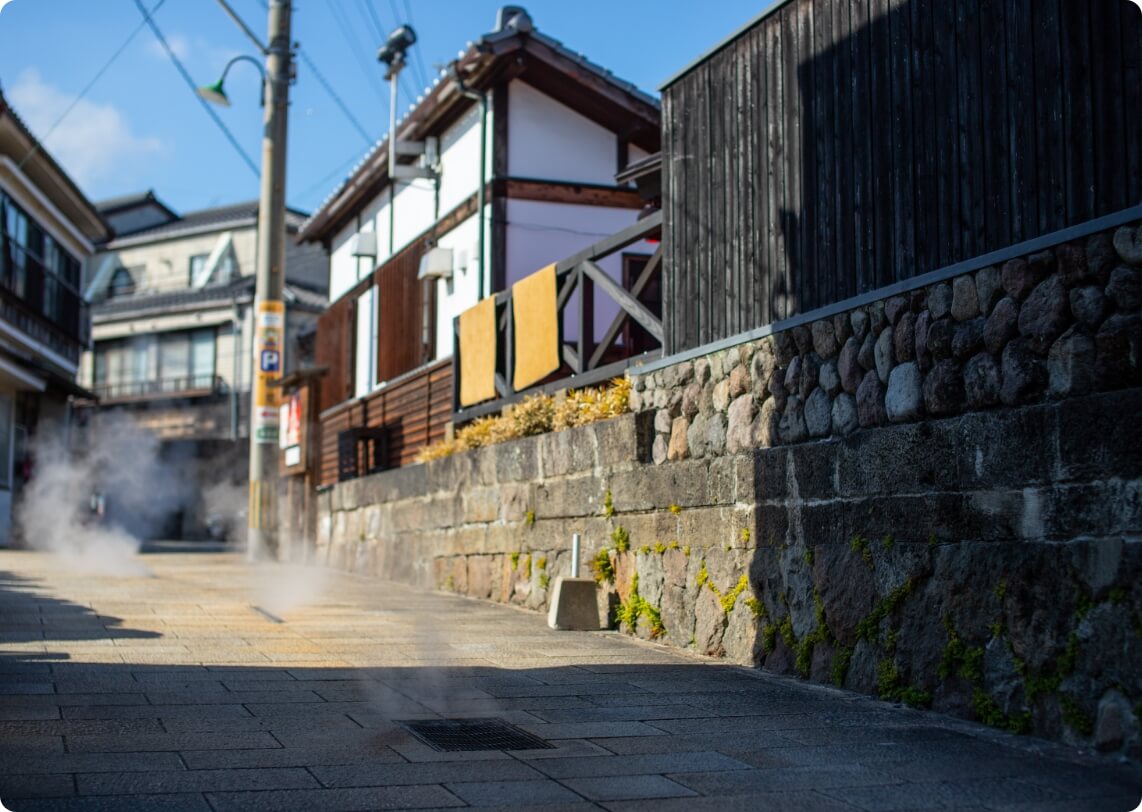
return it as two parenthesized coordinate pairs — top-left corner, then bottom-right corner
(93, 276), (255, 319)
(0, 87), (110, 243)
(95, 190), (167, 213)
(284, 284), (328, 311)
(108, 200), (309, 244)
(92, 276), (327, 320)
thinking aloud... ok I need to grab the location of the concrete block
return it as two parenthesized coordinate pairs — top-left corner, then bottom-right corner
(547, 577), (603, 630)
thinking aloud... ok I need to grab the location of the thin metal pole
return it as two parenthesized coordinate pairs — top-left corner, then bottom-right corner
(571, 533), (581, 578)
(247, 0), (291, 561)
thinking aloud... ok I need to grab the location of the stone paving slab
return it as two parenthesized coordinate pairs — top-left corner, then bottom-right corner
(0, 549), (1139, 812)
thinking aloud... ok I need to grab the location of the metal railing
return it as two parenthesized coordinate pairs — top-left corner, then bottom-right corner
(452, 211), (663, 421)
(92, 374), (224, 402)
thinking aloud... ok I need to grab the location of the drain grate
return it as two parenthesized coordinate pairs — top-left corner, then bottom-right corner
(399, 718), (554, 752)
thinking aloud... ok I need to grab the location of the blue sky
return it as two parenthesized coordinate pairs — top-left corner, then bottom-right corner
(0, 0), (765, 216)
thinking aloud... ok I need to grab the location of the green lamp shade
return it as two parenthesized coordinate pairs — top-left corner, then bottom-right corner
(197, 80), (230, 107)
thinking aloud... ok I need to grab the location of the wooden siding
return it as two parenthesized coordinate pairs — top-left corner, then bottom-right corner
(662, 0), (1142, 353)
(314, 295), (354, 412)
(374, 238), (434, 384)
(317, 359), (452, 486)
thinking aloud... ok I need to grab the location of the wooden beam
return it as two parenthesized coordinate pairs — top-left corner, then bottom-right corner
(500, 178), (643, 209)
(580, 260), (663, 343)
(555, 211), (662, 274)
(561, 344), (580, 374)
(588, 245), (663, 369)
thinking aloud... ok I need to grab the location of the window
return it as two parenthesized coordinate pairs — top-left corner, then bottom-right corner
(188, 254), (208, 285)
(94, 328), (214, 397)
(0, 190), (83, 336)
(108, 267), (136, 298)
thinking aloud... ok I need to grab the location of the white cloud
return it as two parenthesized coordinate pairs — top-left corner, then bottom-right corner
(7, 68), (164, 191)
(148, 33), (192, 62)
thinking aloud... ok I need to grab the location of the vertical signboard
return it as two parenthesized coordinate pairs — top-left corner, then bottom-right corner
(253, 300), (285, 443)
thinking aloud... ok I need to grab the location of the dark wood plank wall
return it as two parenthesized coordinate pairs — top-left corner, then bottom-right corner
(374, 238), (433, 384)
(662, 0), (1142, 353)
(317, 359), (452, 486)
(314, 296), (354, 413)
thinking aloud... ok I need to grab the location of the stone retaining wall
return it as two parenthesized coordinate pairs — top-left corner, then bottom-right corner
(318, 220), (1142, 756)
(631, 221), (1142, 463)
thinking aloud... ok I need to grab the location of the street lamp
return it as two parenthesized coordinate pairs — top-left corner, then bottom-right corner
(196, 55), (266, 107)
(200, 0), (293, 561)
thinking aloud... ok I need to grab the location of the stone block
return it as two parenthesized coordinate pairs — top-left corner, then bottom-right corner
(963, 352), (1001, 410)
(885, 362), (923, 422)
(1047, 327), (1096, 399)
(951, 275), (980, 321)
(954, 404), (1057, 489)
(725, 394), (757, 453)
(539, 425), (596, 478)
(594, 414), (639, 468)
(856, 370), (886, 428)
(1106, 265), (1142, 312)
(836, 419), (959, 498)
(1000, 338), (1047, 406)
(1057, 389), (1142, 481)
(1018, 275), (1070, 354)
(975, 266), (1002, 314)
(875, 327), (895, 383)
(707, 455), (738, 505)
(803, 387), (832, 438)
(1113, 223), (1142, 265)
(811, 319), (839, 358)
(894, 312), (916, 362)
(534, 475), (603, 520)
(784, 440), (837, 500)
(922, 360), (964, 417)
(927, 284), (953, 319)
(667, 417), (690, 461)
(494, 439), (539, 483)
(547, 577), (603, 630)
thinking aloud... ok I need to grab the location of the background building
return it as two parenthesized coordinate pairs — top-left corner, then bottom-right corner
(76, 194), (327, 539)
(0, 87), (109, 546)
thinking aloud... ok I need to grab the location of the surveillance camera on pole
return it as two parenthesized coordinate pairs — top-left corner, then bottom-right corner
(378, 25), (436, 183)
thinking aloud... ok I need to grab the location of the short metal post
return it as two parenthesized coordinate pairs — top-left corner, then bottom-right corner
(570, 533), (581, 578)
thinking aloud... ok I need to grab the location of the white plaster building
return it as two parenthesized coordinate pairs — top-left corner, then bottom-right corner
(299, 6), (660, 416)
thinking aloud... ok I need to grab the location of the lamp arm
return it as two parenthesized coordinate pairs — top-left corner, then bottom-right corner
(220, 54), (267, 84)
(214, 0), (270, 55)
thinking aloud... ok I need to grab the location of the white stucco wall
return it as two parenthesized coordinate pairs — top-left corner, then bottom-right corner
(431, 213), (484, 361)
(505, 200), (653, 343)
(507, 80), (619, 185)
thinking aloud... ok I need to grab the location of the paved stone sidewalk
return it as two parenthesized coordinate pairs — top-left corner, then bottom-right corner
(0, 549), (1138, 811)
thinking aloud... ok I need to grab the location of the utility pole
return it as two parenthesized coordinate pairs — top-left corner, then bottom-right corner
(247, 0), (292, 561)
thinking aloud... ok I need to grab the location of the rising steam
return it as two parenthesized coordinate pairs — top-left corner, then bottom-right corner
(16, 414), (190, 574)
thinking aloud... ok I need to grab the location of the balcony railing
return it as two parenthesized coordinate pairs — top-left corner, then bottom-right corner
(452, 211), (663, 421)
(0, 243), (87, 364)
(92, 374), (224, 403)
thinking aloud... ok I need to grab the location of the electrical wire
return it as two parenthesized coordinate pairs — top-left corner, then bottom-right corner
(296, 49), (375, 146)
(243, 0), (375, 146)
(329, 0), (389, 103)
(16, 0), (167, 171)
(132, 0), (260, 177)
(356, 0), (386, 41)
(401, 0), (432, 91)
(296, 150), (366, 202)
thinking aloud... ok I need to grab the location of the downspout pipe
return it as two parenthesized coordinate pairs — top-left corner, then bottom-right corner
(451, 64), (488, 300)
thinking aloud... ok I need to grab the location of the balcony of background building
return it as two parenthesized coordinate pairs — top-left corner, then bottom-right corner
(92, 374), (226, 404)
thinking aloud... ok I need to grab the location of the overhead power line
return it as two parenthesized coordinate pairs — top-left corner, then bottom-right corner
(297, 49), (375, 146)
(133, 0), (260, 177)
(234, 0), (375, 147)
(17, 0), (168, 171)
(401, 0), (431, 91)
